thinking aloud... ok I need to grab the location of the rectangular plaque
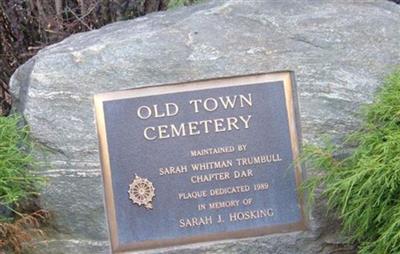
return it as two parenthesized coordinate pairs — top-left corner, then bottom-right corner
(94, 71), (307, 253)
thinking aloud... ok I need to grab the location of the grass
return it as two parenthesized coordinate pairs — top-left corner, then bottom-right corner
(302, 68), (400, 253)
(0, 210), (49, 253)
(0, 115), (44, 215)
(0, 114), (47, 253)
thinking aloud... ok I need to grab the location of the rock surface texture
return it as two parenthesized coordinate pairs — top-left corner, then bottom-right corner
(10, 0), (400, 253)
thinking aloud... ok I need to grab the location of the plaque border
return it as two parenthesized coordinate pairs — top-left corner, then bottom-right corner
(94, 71), (307, 253)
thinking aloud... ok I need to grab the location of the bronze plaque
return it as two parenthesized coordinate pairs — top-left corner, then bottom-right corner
(94, 71), (307, 253)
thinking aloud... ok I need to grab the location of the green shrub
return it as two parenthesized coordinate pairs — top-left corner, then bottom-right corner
(0, 115), (44, 220)
(0, 115), (48, 253)
(303, 68), (400, 253)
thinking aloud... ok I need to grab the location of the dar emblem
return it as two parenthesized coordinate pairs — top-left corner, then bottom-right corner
(128, 175), (155, 209)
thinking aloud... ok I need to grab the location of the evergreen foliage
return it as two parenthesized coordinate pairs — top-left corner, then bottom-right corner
(0, 115), (44, 220)
(0, 115), (48, 253)
(303, 68), (400, 253)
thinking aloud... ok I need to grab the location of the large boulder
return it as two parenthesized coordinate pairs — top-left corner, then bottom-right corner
(10, 0), (400, 253)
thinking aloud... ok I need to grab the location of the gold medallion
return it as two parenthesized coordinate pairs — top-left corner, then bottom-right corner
(128, 174), (155, 209)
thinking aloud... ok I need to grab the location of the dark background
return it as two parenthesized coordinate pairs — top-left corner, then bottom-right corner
(0, 0), (198, 115)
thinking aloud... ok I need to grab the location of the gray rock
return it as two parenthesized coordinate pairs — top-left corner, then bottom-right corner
(10, 0), (400, 253)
